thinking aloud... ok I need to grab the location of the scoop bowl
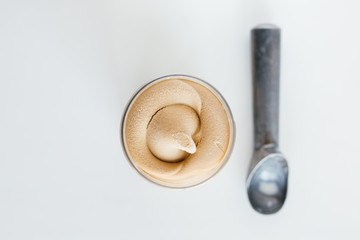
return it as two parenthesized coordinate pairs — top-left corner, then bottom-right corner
(247, 144), (288, 214)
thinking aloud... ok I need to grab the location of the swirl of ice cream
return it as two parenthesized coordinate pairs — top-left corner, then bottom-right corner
(146, 104), (201, 163)
(123, 78), (231, 186)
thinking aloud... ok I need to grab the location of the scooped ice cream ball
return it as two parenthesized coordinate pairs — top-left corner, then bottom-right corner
(146, 104), (201, 162)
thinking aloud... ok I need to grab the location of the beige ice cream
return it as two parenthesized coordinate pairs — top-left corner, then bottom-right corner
(123, 77), (232, 187)
(147, 104), (201, 162)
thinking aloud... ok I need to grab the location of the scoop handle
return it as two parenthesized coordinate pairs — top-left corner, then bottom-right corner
(252, 24), (281, 149)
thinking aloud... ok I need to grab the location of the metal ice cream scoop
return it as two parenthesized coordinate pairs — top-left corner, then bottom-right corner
(246, 24), (289, 214)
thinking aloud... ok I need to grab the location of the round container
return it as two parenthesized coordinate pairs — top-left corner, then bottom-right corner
(120, 75), (235, 188)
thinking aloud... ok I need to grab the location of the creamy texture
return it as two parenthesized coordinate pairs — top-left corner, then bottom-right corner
(124, 78), (231, 186)
(146, 104), (201, 162)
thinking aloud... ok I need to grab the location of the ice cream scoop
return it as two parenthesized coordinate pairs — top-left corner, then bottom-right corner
(246, 24), (289, 214)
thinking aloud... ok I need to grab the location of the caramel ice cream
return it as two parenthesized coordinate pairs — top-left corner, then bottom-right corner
(122, 76), (234, 187)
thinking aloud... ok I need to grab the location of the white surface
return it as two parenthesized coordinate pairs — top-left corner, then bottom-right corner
(1, 0), (360, 239)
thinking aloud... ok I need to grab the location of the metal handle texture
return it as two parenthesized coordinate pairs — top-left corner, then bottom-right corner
(252, 25), (281, 150)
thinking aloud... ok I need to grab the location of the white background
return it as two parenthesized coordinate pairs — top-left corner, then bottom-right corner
(1, 0), (360, 239)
